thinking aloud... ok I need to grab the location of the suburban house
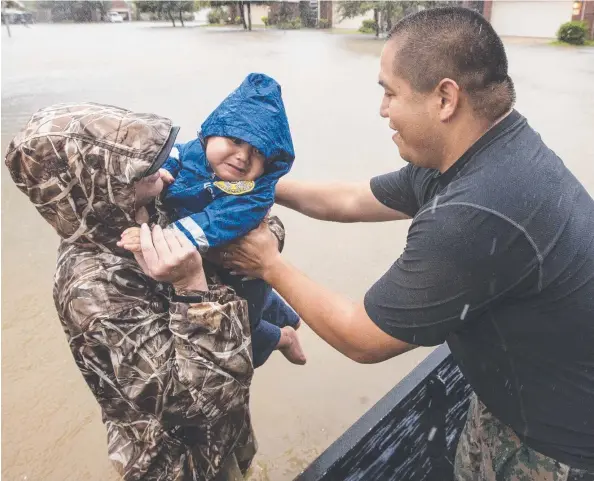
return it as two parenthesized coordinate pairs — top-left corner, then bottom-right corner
(272, 0), (594, 39)
(486, 0), (593, 39)
(109, 0), (133, 22)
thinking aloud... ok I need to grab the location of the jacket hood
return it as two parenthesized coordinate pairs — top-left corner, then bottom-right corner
(200, 73), (295, 179)
(5, 102), (178, 251)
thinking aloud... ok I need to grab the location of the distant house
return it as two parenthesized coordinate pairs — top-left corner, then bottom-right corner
(487, 0), (593, 39)
(572, 0), (594, 37)
(1, 0), (32, 23)
(110, 0), (132, 22)
(2, 8), (32, 24)
(315, 0), (593, 40)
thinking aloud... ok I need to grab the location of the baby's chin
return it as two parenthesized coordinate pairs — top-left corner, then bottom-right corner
(218, 174), (250, 182)
(215, 171), (257, 182)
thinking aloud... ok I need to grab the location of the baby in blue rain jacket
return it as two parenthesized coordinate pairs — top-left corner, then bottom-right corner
(121, 73), (305, 367)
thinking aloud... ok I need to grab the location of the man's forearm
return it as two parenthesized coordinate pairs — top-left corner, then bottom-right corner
(261, 255), (413, 363)
(276, 179), (359, 222)
(276, 179), (410, 223)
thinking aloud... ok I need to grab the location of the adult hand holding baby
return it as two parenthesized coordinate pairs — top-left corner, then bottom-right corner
(119, 224), (208, 292)
(221, 221), (282, 281)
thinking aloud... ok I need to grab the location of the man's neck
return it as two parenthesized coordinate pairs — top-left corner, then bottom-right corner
(437, 109), (512, 173)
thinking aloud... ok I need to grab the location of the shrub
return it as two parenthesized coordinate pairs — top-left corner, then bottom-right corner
(359, 18), (377, 34)
(557, 21), (587, 45)
(318, 18), (330, 29)
(277, 17), (302, 30)
(261, 15), (269, 26)
(207, 8), (223, 25)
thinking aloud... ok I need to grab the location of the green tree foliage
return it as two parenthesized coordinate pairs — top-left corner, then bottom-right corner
(337, 1), (457, 37)
(135, 1), (194, 27)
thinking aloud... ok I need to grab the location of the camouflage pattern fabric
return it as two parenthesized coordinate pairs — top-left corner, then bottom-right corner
(265, 215), (285, 253)
(455, 394), (594, 481)
(5, 103), (256, 481)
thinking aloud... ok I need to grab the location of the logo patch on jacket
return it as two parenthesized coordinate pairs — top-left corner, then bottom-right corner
(213, 181), (255, 195)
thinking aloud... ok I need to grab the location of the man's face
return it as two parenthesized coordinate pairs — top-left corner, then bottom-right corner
(378, 40), (444, 169)
(134, 171), (164, 207)
(206, 136), (266, 181)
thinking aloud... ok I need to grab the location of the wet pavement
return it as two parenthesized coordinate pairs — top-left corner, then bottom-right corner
(2, 22), (593, 481)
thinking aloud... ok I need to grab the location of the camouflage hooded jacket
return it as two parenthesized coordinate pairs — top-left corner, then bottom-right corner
(5, 103), (256, 481)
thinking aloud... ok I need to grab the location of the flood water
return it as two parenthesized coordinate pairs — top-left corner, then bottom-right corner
(2, 22), (593, 481)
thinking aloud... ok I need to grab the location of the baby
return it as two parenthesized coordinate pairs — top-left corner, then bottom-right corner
(120, 73), (305, 367)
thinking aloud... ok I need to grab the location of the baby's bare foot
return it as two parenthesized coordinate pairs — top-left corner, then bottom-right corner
(278, 326), (307, 365)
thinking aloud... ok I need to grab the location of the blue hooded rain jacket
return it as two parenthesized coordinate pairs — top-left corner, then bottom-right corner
(161, 73), (295, 252)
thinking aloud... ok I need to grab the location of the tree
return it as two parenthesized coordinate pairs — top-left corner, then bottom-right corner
(246, 1), (251, 30)
(1, 2), (11, 37)
(176, 0), (195, 26)
(299, 0), (317, 28)
(135, 1), (163, 22)
(41, 1), (110, 22)
(134, 1), (194, 27)
(336, 1), (378, 36)
(240, 1), (272, 30)
(337, 1), (456, 37)
(235, 1), (262, 31)
(238, 1), (247, 29)
(96, 1), (112, 21)
(197, 1), (269, 31)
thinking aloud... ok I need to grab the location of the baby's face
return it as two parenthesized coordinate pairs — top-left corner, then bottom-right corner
(205, 136), (266, 181)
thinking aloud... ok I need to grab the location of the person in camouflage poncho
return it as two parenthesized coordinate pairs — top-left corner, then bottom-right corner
(4, 102), (266, 481)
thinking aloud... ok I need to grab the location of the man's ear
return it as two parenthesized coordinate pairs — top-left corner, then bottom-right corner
(435, 78), (460, 122)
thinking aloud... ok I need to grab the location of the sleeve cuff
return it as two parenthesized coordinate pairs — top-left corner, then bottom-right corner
(171, 285), (238, 304)
(267, 215), (285, 252)
(363, 293), (449, 347)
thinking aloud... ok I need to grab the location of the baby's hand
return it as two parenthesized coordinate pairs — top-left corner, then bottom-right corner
(159, 168), (175, 185)
(118, 227), (150, 272)
(118, 226), (142, 253)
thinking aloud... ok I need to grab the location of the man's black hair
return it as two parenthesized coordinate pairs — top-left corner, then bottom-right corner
(387, 7), (515, 120)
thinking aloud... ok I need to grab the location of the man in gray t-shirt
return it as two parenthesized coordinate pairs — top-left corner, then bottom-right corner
(221, 7), (594, 479)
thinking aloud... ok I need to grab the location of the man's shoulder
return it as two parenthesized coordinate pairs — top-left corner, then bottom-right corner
(398, 163), (437, 183)
(409, 199), (541, 273)
(370, 164), (437, 217)
(414, 199), (524, 236)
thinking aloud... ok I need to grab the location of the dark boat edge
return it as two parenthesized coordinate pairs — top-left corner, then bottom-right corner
(295, 344), (473, 481)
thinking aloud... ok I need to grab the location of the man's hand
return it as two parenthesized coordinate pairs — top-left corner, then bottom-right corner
(134, 224), (207, 292)
(222, 222), (282, 280)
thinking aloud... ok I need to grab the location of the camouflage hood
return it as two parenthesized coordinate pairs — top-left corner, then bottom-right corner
(5, 102), (179, 251)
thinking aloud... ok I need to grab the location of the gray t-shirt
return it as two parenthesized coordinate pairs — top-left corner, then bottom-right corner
(365, 110), (594, 469)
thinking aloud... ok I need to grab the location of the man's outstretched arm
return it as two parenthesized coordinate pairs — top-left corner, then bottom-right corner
(223, 223), (416, 363)
(264, 253), (417, 363)
(276, 178), (410, 223)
